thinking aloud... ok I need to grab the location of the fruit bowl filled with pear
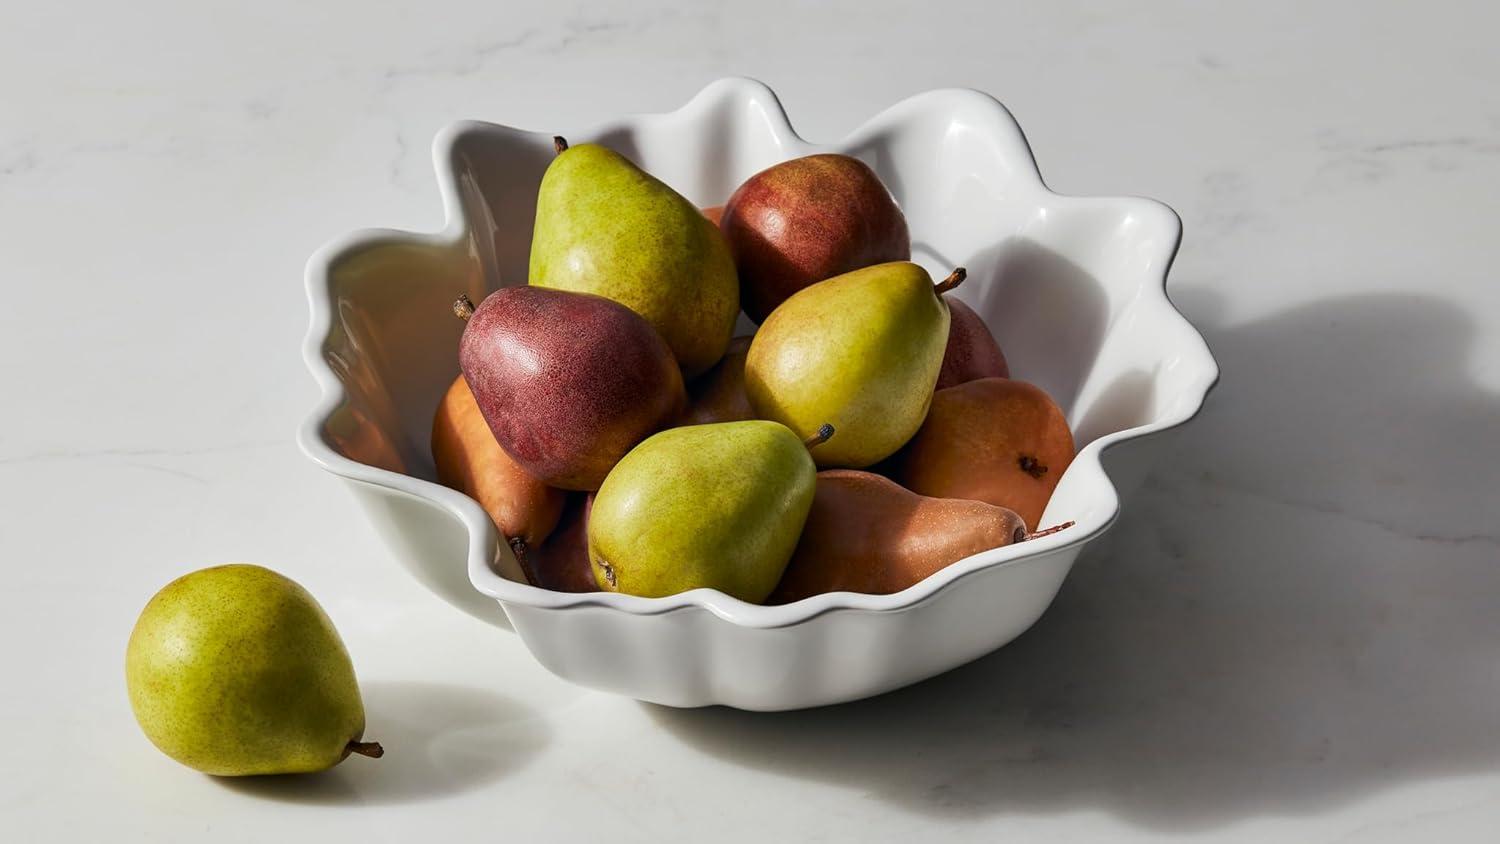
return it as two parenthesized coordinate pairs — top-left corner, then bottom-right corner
(301, 79), (1218, 710)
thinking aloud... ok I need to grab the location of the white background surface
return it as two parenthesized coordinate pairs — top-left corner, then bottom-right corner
(3, 1), (1498, 840)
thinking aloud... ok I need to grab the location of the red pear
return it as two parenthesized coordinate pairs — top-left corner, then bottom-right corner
(720, 154), (910, 322)
(456, 287), (685, 491)
(937, 298), (1009, 389)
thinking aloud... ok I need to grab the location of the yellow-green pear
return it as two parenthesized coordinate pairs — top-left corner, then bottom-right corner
(588, 421), (830, 603)
(125, 564), (379, 776)
(529, 138), (739, 377)
(746, 261), (961, 468)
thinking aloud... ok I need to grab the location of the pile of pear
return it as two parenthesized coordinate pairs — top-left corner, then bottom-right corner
(436, 139), (1076, 605)
(121, 139), (1079, 783)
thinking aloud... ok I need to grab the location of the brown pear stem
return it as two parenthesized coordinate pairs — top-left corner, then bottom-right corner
(453, 294), (476, 321)
(553, 135), (569, 155)
(802, 424), (835, 450)
(346, 740), (384, 759)
(1025, 521), (1076, 541)
(934, 267), (967, 295)
(509, 536), (539, 587)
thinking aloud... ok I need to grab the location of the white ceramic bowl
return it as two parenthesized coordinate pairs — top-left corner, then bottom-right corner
(299, 78), (1218, 711)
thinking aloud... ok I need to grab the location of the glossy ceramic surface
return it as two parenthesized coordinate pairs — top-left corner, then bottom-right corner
(299, 78), (1218, 710)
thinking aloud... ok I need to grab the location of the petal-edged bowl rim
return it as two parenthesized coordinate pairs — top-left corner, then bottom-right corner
(298, 77), (1220, 630)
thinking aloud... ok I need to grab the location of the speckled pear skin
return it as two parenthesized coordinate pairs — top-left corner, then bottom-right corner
(936, 298), (1009, 389)
(770, 470), (1028, 603)
(459, 286), (686, 491)
(529, 143), (739, 377)
(588, 421), (817, 603)
(894, 378), (1075, 529)
(720, 153), (910, 323)
(125, 565), (368, 776)
(745, 261), (949, 468)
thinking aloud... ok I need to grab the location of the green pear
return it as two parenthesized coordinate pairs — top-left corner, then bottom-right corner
(588, 421), (830, 603)
(746, 261), (962, 468)
(125, 564), (379, 776)
(529, 138), (739, 377)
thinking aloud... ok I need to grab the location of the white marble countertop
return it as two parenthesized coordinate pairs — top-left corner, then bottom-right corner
(4, 1), (1499, 840)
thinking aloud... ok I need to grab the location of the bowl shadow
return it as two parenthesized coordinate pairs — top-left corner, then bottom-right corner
(218, 680), (548, 806)
(647, 292), (1500, 831)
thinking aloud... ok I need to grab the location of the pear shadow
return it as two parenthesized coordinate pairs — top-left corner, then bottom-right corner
(592, 127), (644, 170)
(219, 680), (547, 806)
(842, 138), (909, 209)
(910, 240), (960, 272)
(648, 293), (1500, 832)
(970, 238), (1111, 415)
(689, 108), (742, 208)
(449, 130), (555, 290)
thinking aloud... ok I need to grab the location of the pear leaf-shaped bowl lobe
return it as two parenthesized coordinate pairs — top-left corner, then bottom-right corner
(299, 78), (1219, 711)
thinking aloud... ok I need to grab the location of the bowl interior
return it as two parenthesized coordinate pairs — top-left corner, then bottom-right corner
(307, 81), (1207, 596)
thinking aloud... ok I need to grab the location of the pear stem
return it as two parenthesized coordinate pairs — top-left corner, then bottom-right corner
(1025, 521), (1076, 541)
(346, 740), (384, 759)
(453, 294), (476, 321)
(934, 267), (967, 295)
(553, 135), (569, 155)
(509, 536), (539, 587)
(802, 423), (835, 449)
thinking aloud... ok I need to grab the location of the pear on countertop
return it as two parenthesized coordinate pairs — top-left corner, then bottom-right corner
(125, 564), (379, 776)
